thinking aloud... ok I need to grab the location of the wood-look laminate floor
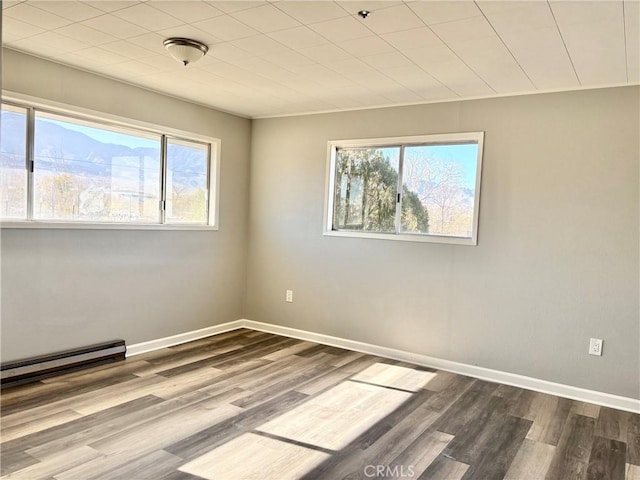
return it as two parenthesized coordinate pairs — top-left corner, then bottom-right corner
(1, 329), (638, 480)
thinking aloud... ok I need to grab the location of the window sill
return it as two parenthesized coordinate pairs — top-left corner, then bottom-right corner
(0, 221), (219, 231)
(323, 230), (477, 246)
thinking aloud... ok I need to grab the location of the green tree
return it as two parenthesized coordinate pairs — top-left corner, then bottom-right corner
(334, 148), (428, 233)
(401, 186), (429, 233)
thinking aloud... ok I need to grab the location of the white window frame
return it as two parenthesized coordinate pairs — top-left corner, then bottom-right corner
(0, 93), (220, 230)
(323, 132), (484, 246)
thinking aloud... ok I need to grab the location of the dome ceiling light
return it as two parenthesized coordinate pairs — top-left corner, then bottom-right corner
(163, 38), (208, 67)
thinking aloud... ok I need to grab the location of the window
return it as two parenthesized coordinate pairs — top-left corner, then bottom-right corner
(33, 112), (162, 223)
(0, 101), (219, 228)
(165, 138), (209, 225)
(325, 133), (484, 245)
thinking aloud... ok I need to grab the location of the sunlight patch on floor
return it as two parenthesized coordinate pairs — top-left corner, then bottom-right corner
(351, 362), (438, 392)
(256, 370), (413, 450)
(180, 363), (429, 479)
(178, 433), (330, 480)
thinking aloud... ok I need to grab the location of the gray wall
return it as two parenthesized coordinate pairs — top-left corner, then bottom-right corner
(2, 47), (638, 400)
(1, 49), (251, 361)
(246, 87), (640, 399)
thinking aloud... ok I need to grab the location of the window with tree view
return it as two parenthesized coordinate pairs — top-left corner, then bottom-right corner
(0, 101), (218, 227)
(327, 133), (484, 245)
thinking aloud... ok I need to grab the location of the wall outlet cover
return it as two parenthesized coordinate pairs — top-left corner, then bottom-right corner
(589, 338), (603, 356)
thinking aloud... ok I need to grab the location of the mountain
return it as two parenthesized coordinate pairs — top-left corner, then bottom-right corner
(34, 119), (161, 176)
(1, 112), (206, 185)
(0, 111), (26, 156)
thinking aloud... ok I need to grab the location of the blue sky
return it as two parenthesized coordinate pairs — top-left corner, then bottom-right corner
(407, 144), (479, 189)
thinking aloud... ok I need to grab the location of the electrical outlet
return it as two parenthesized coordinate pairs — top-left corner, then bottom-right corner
(285, 290), (293, 303)
(589, 338), (603, 356)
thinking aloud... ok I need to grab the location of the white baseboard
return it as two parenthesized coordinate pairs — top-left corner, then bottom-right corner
(240, 319), (640, 414)
(126, 320), (244, 357)
(127, 318), (640, 414)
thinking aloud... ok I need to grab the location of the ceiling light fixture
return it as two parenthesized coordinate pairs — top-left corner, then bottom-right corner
(163, 37), (208, 67)
(357, 10), (371, 19)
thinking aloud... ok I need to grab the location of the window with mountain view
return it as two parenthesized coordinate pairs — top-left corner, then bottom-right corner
(33, 112), (162, 223)
(0, 101), (218, 228)
(327, 133), (484, 245)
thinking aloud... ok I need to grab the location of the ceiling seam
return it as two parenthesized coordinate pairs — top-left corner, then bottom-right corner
(332, 3), (460, 102)
(404, 1), (497, 96)
(186, 4), (332, 115)
(15, 1), (161, 63)
(473, 1), (537, 90)
(270, 1), (458, 108)
(622, 0), (629, 83)
(358, 3), (462, 100)
(265, 1), (369, 108)
(217, 1), (355, 111)
(546, 0), (582, 86)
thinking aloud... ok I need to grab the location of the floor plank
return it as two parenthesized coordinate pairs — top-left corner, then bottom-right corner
(432, 380), (499, 435)
(545, 414), (596, 480)
(2, 445), (103, 480)
(586, 436), (626, 480)
(389, 430), (454, 477)
(627, 412), (640, 466)
(4, 395), (164, 460)
(88, 449), (185, 480)
(441, 395), (509, 464)
(25, 393), (205, 459)
(0, 410), (84, 443)
(0, 450), (40, 476)
(596, 408), (630, 443)
(504, 438), (556, 480)
(458, 415), (532, 479)
(419, 455), (469, 480)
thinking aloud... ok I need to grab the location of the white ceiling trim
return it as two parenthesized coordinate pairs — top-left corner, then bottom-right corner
(251, 80), (640, 119)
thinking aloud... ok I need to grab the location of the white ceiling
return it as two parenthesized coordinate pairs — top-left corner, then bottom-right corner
(2, 0), (639, 118)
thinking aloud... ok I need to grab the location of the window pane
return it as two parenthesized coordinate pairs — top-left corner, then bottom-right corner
(165, 139), (208, 224)
(33, 112), (161, 223)
(1, 104), (28, 219)
(401, 143), (479, 238)
(333, 147), (399, 233)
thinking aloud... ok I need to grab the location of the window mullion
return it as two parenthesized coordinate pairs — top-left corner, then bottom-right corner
(26, 107), (35, 221)
(395, 145), (405, 234)
(160, 134), (168, 224)
(205, 142), (211, 225)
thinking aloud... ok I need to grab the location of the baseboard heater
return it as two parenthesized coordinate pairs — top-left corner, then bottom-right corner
(1, 340), (126, 388)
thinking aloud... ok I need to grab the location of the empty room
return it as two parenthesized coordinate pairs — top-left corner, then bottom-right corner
(1, 1), (639, 479)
